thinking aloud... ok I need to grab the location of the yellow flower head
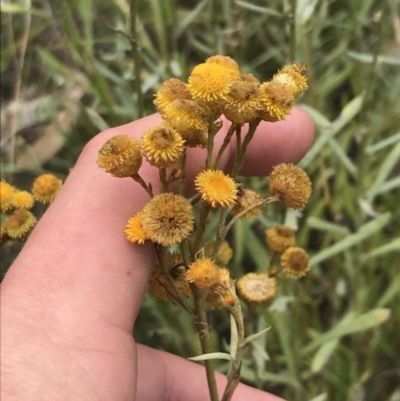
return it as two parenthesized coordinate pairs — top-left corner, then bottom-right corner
(148, 252), (191, 302)
(272, 63), (308, 99)
(32, 174), (62, 204)
(268, 163), (312, 209)
(3, 208), (37, 239)
(13, 191), (34, 210)
(280, 247), (310, 278)
(0, 224), (9, 245)
(125, 212), (149, 244)
(265, 224), (296, 253)
(186, 257), (220, 290)
(259, 81), (294, 122)
(153, 78), (192, 115)
(141, 124), (185, 168)
(232, 188), (263, 219)
(187, 62), (239, 104)
(236, 273), (277, 304)
(141, 193), (194, 246)
(223, 74), (262, 125)
(97, 134), (142, 178)
(0, 181), (16, 213)
(195, 169), (237, 208)
(163, 99), (210, 148)
(204, 240), (233, 266)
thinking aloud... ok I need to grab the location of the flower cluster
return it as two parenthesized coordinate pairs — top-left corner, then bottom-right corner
(95, 55), (312, 401)
(1, 174), (62, 244)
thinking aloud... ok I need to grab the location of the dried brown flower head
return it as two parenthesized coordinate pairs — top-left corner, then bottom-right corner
(153, 78), (192, 115)
(3, 208), (37, 239)
(223, 74), (262, 124)
(232, 188), (263, 219)
(186, 257), (220, 290)
(236, 273), (277, 304)
(148, 252), (191, 302)
(280, 247), (310, 278)
(163, 99), (210, 148)
(265, 224), (296, 253)
(204, 240), (233, 266)
(259, 81), (294, 121)
(272, 63), (308, 99)
(141, 193), (194, 246)
(32, 174), (63, 204)
(205, 55), (240, 73)
(97, 134), (142, 178)
(268, 163), (311, 209)
(141, 124), (185, 168)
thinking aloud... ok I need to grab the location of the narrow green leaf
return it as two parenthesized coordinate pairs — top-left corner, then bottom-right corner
(300, 96), (363, 168)
(229, 314), (238, 359)
(243, 327), (271, 347)
(328, 138), (358, 177)
(306, 217), (350, 236)
(309, 394), (328, 401)
(176, 0), (208, 38)
(348, 51), (400, 66)
(310, 213), (391, 266)
(297, 0), (319, 24)
(85, 108), (109, 132)
(361, 238), (400, 262)
(303, 308), (391, 355)
(234, 1), (282, 17)
(188, 352), (234, 362)
(366, 142), (400, 202)
(366, 132), (400, 154)
(311, 339), (339, 373)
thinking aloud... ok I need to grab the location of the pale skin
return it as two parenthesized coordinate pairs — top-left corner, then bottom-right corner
(1, 108), (314, 401)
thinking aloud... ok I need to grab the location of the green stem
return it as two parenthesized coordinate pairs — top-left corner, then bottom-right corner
(232, 119), (261, 177)
(222, 295), (245, 401)
(177, 150), (187, 195)
(214, 123), (238, 169)
(192, 285), (220, 401)
(129, 0), (144, 118)
(159, 168), (168, 192)
(193, 202), (211, 253)
(132, 173), (153, 198)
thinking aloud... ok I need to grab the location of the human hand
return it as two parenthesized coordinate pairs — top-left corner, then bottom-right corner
(1, 109), (314, 401)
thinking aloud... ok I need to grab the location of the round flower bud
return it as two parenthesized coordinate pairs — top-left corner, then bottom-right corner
(280, 247), (310, 278)
(13, 191), (34, 210)
(187, 62), (239, 104)
(141, 124), (185, 168)
(186, 258), (221, 290)
(32, 174), (62, 204)
(153, 78), (192, 115)
(97, 134), (142, 178)
(0, 181), (16, 213)
(3, 208), (37, 239)
(259, 81), (294, 122)
(232, 188), (263, 219)
(141, 193), (194, 246)
(268, 163), (311, 209)
(204, 240), (233, 266)
(272, 63), (308, 99)
(265, 224), (295, 253)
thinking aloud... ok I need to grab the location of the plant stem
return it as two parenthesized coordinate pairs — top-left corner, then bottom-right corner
(129, 0), (144, 118)
(192, 285), (220, 401)
(222, 295), (245, 401)
(214, 123), (238, 169)
(132, 173), (153, 198)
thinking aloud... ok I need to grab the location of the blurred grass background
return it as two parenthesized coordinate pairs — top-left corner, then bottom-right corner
(1, 0), (399, 400)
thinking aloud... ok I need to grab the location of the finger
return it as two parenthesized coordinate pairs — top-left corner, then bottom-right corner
(2, 110), (314, 334)
(136, 344), (284, 401)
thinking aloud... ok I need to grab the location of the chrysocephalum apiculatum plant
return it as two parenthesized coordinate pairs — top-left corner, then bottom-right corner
(97, 56), (312, 401)
(0, 175), (63, 246)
